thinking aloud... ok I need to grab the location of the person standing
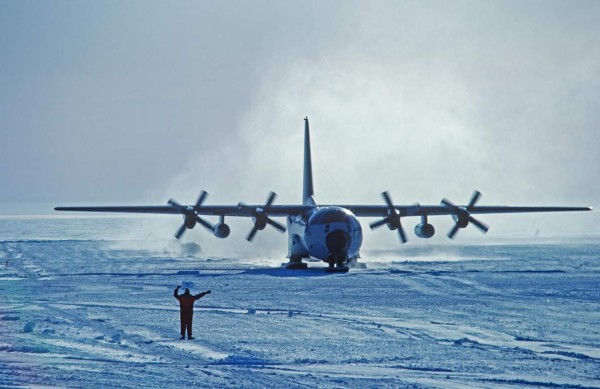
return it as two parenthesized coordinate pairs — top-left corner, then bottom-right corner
(173, 286), (211, 340)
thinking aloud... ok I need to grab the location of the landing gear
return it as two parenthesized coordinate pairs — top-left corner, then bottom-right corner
(281, 255), (308, 269)
(283, 262), (308, 269)
(281, 254), (364, 272)
(326, 254), (349, 273)
(347, 257), (367, 269)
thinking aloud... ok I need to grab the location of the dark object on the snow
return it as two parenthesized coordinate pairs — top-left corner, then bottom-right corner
(174, 286), (211, 340)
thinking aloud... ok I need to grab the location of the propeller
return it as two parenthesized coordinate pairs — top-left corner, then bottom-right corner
(441, 190), (489, 239)
(168, 190), (214, 239)
(369, 191), (407, 243)
(238, 192), (286, 241)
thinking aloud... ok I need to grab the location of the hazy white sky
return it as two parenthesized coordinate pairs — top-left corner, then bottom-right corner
(1, 1), (598, 240)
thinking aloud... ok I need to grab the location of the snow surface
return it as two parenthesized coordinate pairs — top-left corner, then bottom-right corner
(1, 217), (599, 388)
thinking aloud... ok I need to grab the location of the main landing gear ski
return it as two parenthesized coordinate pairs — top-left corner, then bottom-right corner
(326, 255), (349, 273)
(282, 255), (308, 269)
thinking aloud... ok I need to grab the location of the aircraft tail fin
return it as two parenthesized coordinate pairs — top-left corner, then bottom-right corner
(303, 117), (316, 206)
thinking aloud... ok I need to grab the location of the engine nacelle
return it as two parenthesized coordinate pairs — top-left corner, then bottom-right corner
(251, 215), (267, 230)
(414, 223), (435, 239)
(212, 223), (231, 239)
(184, 212), (197, 229)
(451, 209), (470, 228)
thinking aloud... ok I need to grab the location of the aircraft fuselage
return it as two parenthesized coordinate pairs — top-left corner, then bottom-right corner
(288, 206), (363, 263)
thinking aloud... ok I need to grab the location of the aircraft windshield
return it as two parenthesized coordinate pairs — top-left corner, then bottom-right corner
(309, 208), (350, 224)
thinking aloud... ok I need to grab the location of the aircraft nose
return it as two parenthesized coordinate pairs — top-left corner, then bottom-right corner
(325, 230), (351, 256)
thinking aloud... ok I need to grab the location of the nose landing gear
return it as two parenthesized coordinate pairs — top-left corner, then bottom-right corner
(326, 254), (350, 273)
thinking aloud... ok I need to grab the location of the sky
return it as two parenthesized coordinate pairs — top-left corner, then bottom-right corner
(1, 1), (598, 244)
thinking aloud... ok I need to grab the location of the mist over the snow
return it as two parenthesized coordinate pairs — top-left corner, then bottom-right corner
(1, 1), (598, 252)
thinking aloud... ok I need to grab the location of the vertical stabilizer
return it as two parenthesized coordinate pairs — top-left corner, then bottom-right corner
(303, 117), (316, 206)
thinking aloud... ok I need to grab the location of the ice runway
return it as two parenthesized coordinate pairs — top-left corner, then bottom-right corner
(1, 220), (599, 388)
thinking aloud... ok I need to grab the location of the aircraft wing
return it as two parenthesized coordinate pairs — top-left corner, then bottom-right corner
(55, 203), (592, 218)
(54, 205), (308, 217)
(55, 195), (591, 241)
(55, 206), (184, 215)
(346, 205), (593, 218)
(54, 198), (310, 240)
(345, 194), (591, 240)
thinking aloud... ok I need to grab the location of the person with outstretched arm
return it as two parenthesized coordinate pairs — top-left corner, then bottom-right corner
(173, 286), (211, 340)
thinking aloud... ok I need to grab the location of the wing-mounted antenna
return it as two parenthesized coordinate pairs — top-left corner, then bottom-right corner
(303, 117), (316, 206)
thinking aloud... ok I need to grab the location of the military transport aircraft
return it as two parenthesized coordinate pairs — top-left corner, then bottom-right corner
(56, 118), (592, 272)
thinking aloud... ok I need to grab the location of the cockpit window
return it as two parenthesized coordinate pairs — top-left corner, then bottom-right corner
(309, 208), (350, 224)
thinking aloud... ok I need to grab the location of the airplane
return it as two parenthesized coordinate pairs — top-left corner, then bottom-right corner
(55, 117), (592, 272)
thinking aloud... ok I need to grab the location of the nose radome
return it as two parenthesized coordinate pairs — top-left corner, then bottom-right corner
(326, 230), (351, 256)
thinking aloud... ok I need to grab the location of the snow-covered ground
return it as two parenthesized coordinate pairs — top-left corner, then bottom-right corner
(1, 217), (599, 388)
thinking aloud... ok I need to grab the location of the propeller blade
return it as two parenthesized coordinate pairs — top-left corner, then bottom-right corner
(196, 215), (214, 231)
(373, 191), (407, 242)
(243, 191), (283, 241)
(469, 216), (489, 233)
(369, 218), (389, 229)
(168, 191), (215, 236)
(442, 191), (489, 239)
(441, 198), (456, 209)
(168, 199), (184, 209)
(382, 191), (394, 209)
(447, 223), (461, 239)
(246, 226), (259, 242)
(175, 224), (187, 239)
(266, 218), (286, 232)
(397, 224), (407, 243)
(194, 191), (208, 209)
(467, 190), (481, 210)
(265, 192), (277, 210)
